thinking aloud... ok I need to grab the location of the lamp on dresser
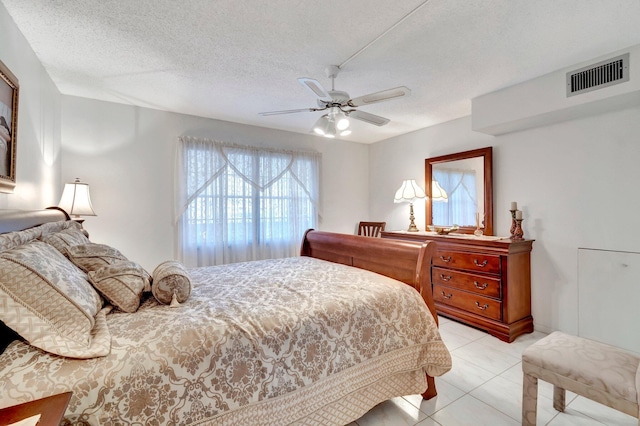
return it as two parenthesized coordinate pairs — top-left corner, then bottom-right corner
(394, 179), (427, 232)
(57, 178), (96, 223)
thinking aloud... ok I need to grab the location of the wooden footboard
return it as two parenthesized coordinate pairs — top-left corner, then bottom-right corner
(300, 230), (440, 400)
(300, 229), (438, 321)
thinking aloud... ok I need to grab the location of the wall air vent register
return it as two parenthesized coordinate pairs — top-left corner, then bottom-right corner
(567, 53), (629, 97)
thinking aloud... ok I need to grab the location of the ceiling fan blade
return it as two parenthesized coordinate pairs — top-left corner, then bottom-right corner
(298, 78), (332, 101)
(259, 107), (319, 116)
(349, 86), (411, 107)
(347, 110), (390, 126)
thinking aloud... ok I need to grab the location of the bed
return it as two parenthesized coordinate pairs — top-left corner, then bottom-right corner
(0, 209), (451, 425)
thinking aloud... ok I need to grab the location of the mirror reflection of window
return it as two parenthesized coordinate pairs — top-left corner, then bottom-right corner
(426, 147), (492, 234)
(432, 168), (477, 227)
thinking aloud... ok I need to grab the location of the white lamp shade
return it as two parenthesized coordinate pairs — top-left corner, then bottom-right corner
(431, 179), (449, 202)
(58, 178), (96, 217)
(394, 179), (427, 203)
(336, 113), (349, 131)
(313, 114), (330, 135)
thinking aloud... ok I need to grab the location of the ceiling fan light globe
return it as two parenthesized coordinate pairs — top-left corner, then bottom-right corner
(336, 117), (349, 130)
(324, 134), (335, 139)
(313, 114), (332, 136)
(340, 129), (352, 136)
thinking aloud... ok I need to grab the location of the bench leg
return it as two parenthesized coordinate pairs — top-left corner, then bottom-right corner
(522, 373), (538, 426)
(553, 386), (566, 412)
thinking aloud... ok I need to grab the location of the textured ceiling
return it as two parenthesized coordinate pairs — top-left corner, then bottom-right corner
(2, 0), (640, 143)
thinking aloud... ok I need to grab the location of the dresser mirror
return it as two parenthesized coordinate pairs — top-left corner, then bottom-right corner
(425, 146), (493, 235)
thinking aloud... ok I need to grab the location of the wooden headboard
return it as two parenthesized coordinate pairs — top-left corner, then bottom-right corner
(0, 208), (69, 234)
(300, 229), (438, 323)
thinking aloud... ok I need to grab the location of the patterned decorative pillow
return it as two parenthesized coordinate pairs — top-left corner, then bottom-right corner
(0, 227), (42, 252)
(40, 226), (91, 254)
(0, 240), (111, 358)
(38, 219), (88, 238)
(64, 243), (128, 273)
(152, 260), (191, 306)
(66, 243), (152, 291)
(88, 261), (148, 313)
(1, 220), (85, 252)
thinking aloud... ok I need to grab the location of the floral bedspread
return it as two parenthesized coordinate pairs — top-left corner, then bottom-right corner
(0, 256), (451, 425)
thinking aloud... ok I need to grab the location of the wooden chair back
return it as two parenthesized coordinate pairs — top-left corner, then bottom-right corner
(357, 221), (386, 237)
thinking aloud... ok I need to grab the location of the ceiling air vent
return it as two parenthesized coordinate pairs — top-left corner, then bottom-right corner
(567, 53), (629, 97)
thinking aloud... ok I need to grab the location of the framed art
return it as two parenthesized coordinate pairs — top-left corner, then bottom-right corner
(0, 59), (18, 193)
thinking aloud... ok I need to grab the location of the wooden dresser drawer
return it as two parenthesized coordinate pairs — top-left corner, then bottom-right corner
(433, 284), (502, 321)
(432, 267), (501, 298)
(381, 230), (534, 342)
(433, 250), (501, 275)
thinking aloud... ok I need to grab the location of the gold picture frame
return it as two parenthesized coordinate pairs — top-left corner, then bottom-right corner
(0, 59), (18, 193)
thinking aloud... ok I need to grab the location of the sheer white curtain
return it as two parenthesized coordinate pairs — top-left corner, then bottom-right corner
(175, 136), (320, 267)
(432, 168), (477, 227)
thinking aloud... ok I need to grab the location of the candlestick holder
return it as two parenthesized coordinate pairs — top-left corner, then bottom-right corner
(509, 209), (517, 238)
(513, 218), (524, 240)
(474, 212), (484, 237)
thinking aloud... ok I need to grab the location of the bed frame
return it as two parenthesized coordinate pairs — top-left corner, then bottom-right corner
(301, 229), (440, 399)
(0, 210), (441, 400)
(0, 208), (68, 234)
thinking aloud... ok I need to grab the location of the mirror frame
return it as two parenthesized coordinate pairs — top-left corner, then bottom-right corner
(425, 146), (494, 235)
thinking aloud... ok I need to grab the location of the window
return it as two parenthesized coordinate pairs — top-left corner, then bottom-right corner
(176, 137), (320, 266)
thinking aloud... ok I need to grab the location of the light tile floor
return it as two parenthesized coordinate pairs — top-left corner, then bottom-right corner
(350, 316), (637, 426)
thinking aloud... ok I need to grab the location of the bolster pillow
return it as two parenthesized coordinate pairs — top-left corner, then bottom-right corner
(152, 260), (191, 306)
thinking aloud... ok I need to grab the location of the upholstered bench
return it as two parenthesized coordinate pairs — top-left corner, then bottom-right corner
(522, 331), (640, 425)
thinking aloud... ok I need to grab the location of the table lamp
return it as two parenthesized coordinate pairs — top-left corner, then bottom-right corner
(394, 179), (426, 232)
(57, 178), (96, 222)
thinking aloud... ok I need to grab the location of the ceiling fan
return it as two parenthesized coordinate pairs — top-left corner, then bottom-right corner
(259, 65), (411, 138)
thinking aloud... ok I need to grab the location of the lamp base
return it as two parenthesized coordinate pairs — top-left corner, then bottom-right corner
(407, 203), (420, 232)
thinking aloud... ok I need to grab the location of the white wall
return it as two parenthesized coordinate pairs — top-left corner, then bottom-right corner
(0, 3), (61, 208)
(370, 106), (640, 336)
(61, 96), (369, 271)
(473, 45), (640, 135)
(370, 117), (495, 233)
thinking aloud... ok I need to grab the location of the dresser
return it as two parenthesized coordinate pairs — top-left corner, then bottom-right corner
(381, 231), (534, 342)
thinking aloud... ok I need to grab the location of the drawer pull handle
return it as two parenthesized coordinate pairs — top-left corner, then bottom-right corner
(440, 274), (452, 282)
(474, 259), (488, 267)
(475, 301), (489, 310)
(441, 291), (453, 299)
(440, 256), (452, 263)
(474, 281), (488, 290)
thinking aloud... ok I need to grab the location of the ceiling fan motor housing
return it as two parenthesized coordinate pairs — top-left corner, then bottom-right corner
(317, 90), (350, 108)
